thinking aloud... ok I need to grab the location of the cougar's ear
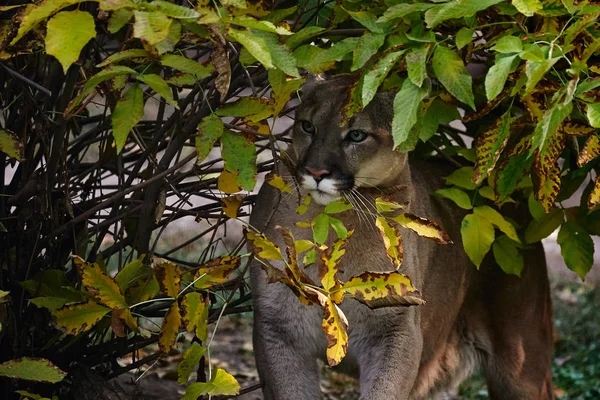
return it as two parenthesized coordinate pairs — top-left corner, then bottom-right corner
(298, 73), (329, 101)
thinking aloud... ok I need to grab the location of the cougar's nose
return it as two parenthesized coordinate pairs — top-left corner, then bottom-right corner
(305, 166), (330, 182)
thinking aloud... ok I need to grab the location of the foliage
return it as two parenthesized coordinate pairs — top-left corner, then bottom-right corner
(0, 0), (599, 398)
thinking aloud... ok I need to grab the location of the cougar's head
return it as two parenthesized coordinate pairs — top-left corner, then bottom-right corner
(292, 75), (407, 205)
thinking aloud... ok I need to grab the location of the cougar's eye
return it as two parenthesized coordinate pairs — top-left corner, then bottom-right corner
(346, 130), (368, 143)
(300, 120), (315, 134)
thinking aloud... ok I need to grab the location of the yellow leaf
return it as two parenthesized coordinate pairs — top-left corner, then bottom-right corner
(321, 297), (348, 367)
(218, 169), (241, 194)
(577, 134), (600, 167)
(245, 229), (282, 260)
(391, 213), (452, 244)
(341, 271), (425, 308)
(266, 173), (292, 193)
(375, 217), (404, 269)
(221, 194), (244, 218)
(534, 161), (561, 213)
(74, 256), (127, 309)
(126, 276), (160, 304)
(45, 10), (96, 73)
(296, 194), (312, 215)
(319, 234), (352, 304)
(294, 239), (314, 254)
(181, 292), (209, 342)
(588, 175), (600, 209)
(193, 256), (241, 289)
(562, 121), (595, 137)
(375, 197), (406, 213)
(277, 225), (316, 285)
(295, 221), (312, 228)
(117, 308), (139, 332)
(154, 259), (182, 297)
(53, 301), (111, 335)
(159, 302), (181, 353)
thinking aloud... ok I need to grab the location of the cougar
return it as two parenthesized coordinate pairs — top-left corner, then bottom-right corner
(249, 75), (554, 400)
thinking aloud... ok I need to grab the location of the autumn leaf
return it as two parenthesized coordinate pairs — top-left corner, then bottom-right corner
(74, 256), (127, 309)
(181, 292), (209, 342)
(588, 175), (600, 209)
(182, 368), (240, 399)
(177, 343), (206, 385)
(245, 229), (282, 260)
(221, 194), (245, 218)
(193, 256), (241, 289)
(266, 173), (292, 193)
(341, 271), (424, 308)
(278, 225), (316, 285)
(154, 259), (182, 297)
(321, 296), (348, 367)
(375, 217), (404, 269)
(474, 111), (512, 184)
(53, 301), (111, 335)
(319, 233), (352, 304)
(0, 358), (67, 383)
(391, 213), (452, 244)
(577, 134), (600, 167)
(159, 302), (182, 353)
(375, 197), (406, 213)
(534, 161), (561, 213)
(218, 169), (242, 194)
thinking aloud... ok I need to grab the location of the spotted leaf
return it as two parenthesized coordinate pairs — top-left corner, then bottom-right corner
(341, 271), (424, 308)
(391, 213), (452, 244)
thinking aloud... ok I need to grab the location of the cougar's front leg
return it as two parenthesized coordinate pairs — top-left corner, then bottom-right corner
(252, 282), (324, 400)
(354, 307), (423, 400)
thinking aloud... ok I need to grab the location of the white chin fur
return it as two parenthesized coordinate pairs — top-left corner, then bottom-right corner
(300, 175), (342, 205)
(311, 190), (341, 205)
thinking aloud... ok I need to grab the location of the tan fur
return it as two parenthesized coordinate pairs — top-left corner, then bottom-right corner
(249, 75), (554, 400)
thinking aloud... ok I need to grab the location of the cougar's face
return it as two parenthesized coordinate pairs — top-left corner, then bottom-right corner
(292, 77), (406, 205)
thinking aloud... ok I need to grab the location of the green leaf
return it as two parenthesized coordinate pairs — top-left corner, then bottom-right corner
(377, 3), (435, 23)
(519, 44), (545, 61)
(313, 213), (329, 244)
(133, 11), (172, 45)
(418, 98), (460, 141)
(45, 10), (96, 73)
(528, 192), (546, 220)
(486, 54), (519, 101)
(575, 79), (600, 96)
(345, 9), (389, 33)
(229, 28), (299, 77)
(361, 50), (405, 107)
(524, 207), (564, 243)
(215, 97), (271, 119)
(444, 167), (477, 190)
(181, 292), (209, 341)
(525, 58), (559, 94)
(406, 45), (429, 87)
(136, 74), (179, 109)
(351, 32), (386, 71)
(196, 114), (224, 164)
(392, 79), (429, 149)
(97, 49), (150, 67)
(223, 15), (291, 35)
(432, 46), (475, 109)
(161, 54), (213, 79)
(324, 200), (353, 214)
(112, 83), (144, 154)
(586, 103), (600, 128)
(328, 217), (348, 240)
(432, 187), (473, 209)
(108, 9), (133, 33)
(461, 213), (495, 268)
(141, 0), (199, 19)
(513, 0), (543, 16)
(425, 0), (504, 28)
(557, 222), (594, 280)
(29, 296), (71, 312)
(182, 369), (240, 399)
(114, 258), (148, 293)
(303, 37), (360, 73)
(0, 129), (24, 161)
(285, 26), (326, 50)
(473, 205), (520, 242)
(53, 301), (111, 335)
(496, 152), (532, 199)
(492, 36), (523, 53)
(530, 101), (572, 154)
(303, 249), (316, 265)
(177, 343), (206, 384)
(0, 358), (66, 383)
(456, 27), (474, 49)
(492, 235), (524, 276)
(220, 130), (256, 191)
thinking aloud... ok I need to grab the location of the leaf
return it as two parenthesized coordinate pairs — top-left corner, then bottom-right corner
(215, 97), (271, 118)
(319, 236), (351, 304)
(535, 161), (561, 213)
(53, 301), (111, 335)
(361, 50), (405, 108)
(496, 152), (532, 199)
(220, 130), (257, 191)
(161, 54), (213, 79)
(577, 134), (600, 167)
(45, 10), (95, 73)
(432, 188), (473, 210)
(461, 213), (495, 268)
(75, 256), (127, 309)
(221, 194), (244, 219)
(133, 11), (172, 45)
(193, 256), (241, 289)
(196, 114), (224, 164)
(180, 292), (209, 342)
(222, 15), (292, 35)
(0, 129), (24, 161)
(29, 296), (70, 312)
(218, 169), (241, 194)
(136, 74), (179, 109)
(375, 217), (404, 268)
(377, 3), (435, 22)
(229, 28), (299, 77)
(473, 205), (520, 242)
(154, 260), (182, 297)
(351, 32), (386, 71)
(97, 49), (150, 67)
(321, 297), (348, 367)
(513, 0), (543, 16)
(126, 276), (160, 304)
(303, 37), (360, 73)
(177, 343), (206, 384)
(211, 43), (231, 101)
(328, 217), (348, 240)
(341, 271), (424, 307)
(456, 27), (474, 49)
(285, 26), (326, 50)
(524, 207), (564, 243)
(114, 258), (148, 293)
(268, 69), (305, 115)
(425, 0), (503, 28)
(525, 58), (559, 94)
(112, 83), (144, 154)
(159, 302), (181, 353)
(313, 213), (329, 244)
(485, 54), (519, 101)
(182, 369), (240, 399)
(531, 101), (572, 155)
(588, 175), (600, 209)
(432, 46), (475, 109)
(406, 45), (429, 87)
(296, 194), (312, 215)
(142, 0), (199, 19)
(557, 222), (594, 280)
(587, 103), (600, 128)
(295, 240), (314, 254)
(392, 79), (429, 149)
(391, 213), (452, 244)
(493, 235), (524, 276)
(0, 358), (66, 383)
(492, 36), (523, 53)
(266, 173), (292, 193)
(245, 229), (282, 260)
(324, 200), (353, 214)
(345, 9), (390, 33)
(11, 0), (86, 45)
(474, 111), (512, 183)
(108, 9), (133, 33)
(445, 167), (477, 190)
(375, 197), (406, 213)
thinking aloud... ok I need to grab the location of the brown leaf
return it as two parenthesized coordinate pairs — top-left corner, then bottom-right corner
(588, 175), (600, 209)
(277, 225), (316, 286)
(577, 134), (600, 167)
(533, 160), (561, 213)
(211, 41), (231, 102)
(193, 255), (241, 289)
